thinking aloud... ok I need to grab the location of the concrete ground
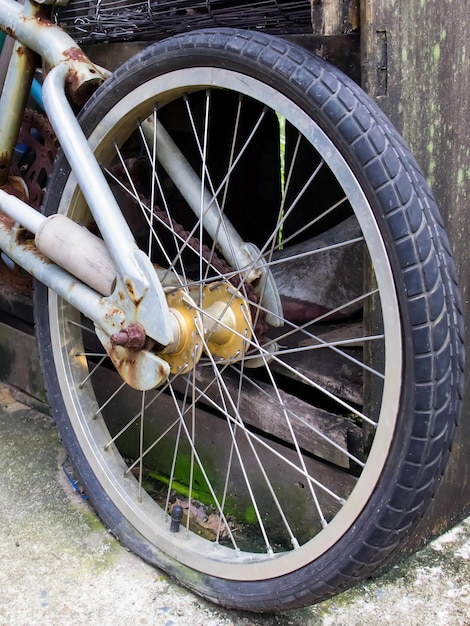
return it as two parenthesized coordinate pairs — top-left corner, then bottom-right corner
(1, 381), (469, 626)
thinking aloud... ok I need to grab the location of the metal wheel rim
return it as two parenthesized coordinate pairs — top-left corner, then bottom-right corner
(48, 68), (402, 580)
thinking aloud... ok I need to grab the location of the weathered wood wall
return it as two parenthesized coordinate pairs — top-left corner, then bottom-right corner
(362, 0), (470, 551)
(311, 0), (360, 34)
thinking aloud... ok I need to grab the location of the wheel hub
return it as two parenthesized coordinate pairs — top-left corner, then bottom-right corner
(159, 289), (204, 374)
(199, 282), (253, 361)
(159, 281), (253, 373)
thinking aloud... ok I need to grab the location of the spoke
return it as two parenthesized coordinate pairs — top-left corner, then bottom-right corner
(186, 344), (200, 533)
(270, 351), (377, 426)
(165, 418), (184, 516)
(103, 164), (179, 272)
(186, 378), (346, 503)
(244, 311), (329, 529)
(219, 95), (243, 214)
(205, 102), (269, 225)
(147, 111), (157, 259)
(138, 111), (189, 284)
(166, 384), (241, 551)
(196, 349), (242, 544)
(243, 286), (386, 381)
(231, 150), (330, 262)
(274, 159), (325, 242)
(216, 331), (247, 543)
(195, 336), (292, 553)
(197, 91), (210, 307)
(125, 415), (180, 478)
(280, 195), (349, 248)
(256, 334), (384, 354)
(279, 123), (301, 219)
(261, 332), (385, 381)
(105, 376), (176, 450)
(93, 380), (127, 418)
(183, 91), (249, 283)
(263, 236), (365, 270)
(77, 354), (107, 388)
(67, 318), (97, 334)
(267, 289), (380, 342)
(202, 94), (242, 284)
(113, 141), (149, 222)
(104, 165), (191, 287)
(235, 368), (365, 468)
(251, 131), (302, 329)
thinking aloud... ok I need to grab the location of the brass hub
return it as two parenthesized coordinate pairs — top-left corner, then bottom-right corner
(199, 282), (252, 361)
(159, 282), (253, 373)
(159, 289), (204, 374)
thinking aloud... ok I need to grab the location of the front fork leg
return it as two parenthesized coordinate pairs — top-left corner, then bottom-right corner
(41, 63), (174, 383)
(41, 63), (282, 387)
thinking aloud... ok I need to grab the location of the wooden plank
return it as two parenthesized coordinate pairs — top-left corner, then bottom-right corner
(271, 347), (363, 407)
(0, 321), (48, 410)
(193, 366), (362, 469)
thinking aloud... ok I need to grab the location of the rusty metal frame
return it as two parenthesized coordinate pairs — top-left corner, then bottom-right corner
(0, 0), (282, 388)
(0, 0), (174, 354)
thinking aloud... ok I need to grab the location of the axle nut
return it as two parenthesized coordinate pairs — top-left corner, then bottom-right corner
(110, 323), (146, 351)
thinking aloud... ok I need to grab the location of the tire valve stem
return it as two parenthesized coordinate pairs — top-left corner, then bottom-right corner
(170, 505), (184, 533)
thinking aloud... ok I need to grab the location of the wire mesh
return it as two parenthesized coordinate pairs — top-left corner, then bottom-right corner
(54, 0), (313, 44)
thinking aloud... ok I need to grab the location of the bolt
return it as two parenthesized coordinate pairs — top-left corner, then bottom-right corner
(110, 323), (146, 351)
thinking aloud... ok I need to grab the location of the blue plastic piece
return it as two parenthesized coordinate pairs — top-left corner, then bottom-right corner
(30, 77), (44, 110)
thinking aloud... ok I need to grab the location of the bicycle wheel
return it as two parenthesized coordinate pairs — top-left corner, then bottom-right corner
(34, 29), (464, 611)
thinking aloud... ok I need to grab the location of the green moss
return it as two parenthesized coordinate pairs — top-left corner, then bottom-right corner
(244, 505), (257, 525)
(81, 508), (108, 533)
(148, 470), (215, 506)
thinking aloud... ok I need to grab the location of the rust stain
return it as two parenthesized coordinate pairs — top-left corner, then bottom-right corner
(15, 45), (27, 57)
(0, 210), (15, 230)
(34, 15), (55, 27)
(124, 279), (144, 306)
(60, 48), (104, 107)
(104, 306), (123, 320)
(124, 279), (136, 301)
(22, 240), (54, 263)
(0, 175), (30, 231)
(109, 345), (140, 389)
(63, 47), (92, 63)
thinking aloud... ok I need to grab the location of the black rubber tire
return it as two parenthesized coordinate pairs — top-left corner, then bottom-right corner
(34, 29), (464, 612)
